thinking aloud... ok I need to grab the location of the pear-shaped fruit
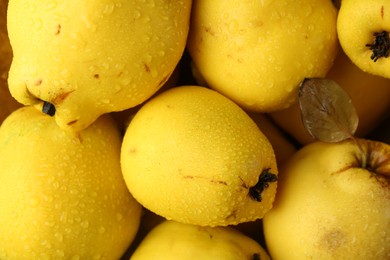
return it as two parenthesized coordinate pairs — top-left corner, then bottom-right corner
(187, 0), (338, 112)
(263, 139), (390, 259)
(121, 86), (278, 227)
(7, 0), (192, 132)
(337, 0), (390, 78)
(0, 106), (142, 259)
(0, 0), (21, 124)
(131, 220), (270, 260)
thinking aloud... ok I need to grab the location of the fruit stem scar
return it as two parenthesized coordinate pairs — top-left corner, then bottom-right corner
(249, 168), (277, 202)
(366, 31), (390, 62)
(42, 101), (56, 116)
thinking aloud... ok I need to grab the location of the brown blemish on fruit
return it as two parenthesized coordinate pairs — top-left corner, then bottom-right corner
(94, 74), (100, 79)
(204, 26), (216, 36)
(225, 209), (237, 221)
(381, 6), (385, 19)
(182, 175), (227, 185)
(55, 24), (61, 35)
(320, 229), (346, 251)
(128, 148), (137, 154)
(239, 176), (249, 189)
(144, 64), (151, 73)
(158, 74), (169, 87)
(35, 79), (42, 86)
(52, 91), (74, 105)
(67, 120), (78, 126)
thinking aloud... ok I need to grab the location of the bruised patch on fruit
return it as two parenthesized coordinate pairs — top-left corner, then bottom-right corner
(381, 6), (385, 19)
(366, 31), (390, 62)
(52, 90), (74, 105)
(55, 24), (61, 35)
(249, 168), (277, 202)
(320, 229), (346, 251)
(34, 79), (42, 86)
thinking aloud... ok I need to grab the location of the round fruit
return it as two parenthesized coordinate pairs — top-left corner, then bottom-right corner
(121, 86), (278, 227)
(263, 139), (390, 259)
(131, 220), (270, 260)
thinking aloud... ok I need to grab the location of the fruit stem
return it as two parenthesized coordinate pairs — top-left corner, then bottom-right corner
(42, 101), (56, 116)
(249, 168), (277, 202)
(366, 31), (390, 62)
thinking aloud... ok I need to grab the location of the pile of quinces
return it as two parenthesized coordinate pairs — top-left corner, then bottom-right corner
(0, 0), (389, 259)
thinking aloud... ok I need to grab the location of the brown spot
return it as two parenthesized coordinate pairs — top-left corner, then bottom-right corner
(321, 229), (346, 251)
(381, 6), (385, 19)
(204, 26), (216, 36)
(52, 91), (74, 105)
(225, 209), (237, 221)
(55, 24), (61, 35)
(128, 148), (137, 154)
(182, 175), (227, 185)
(144, 64), (151, 73)
(117, 71), (123, 77)
(35, 79), (42, 86)
(158, 74), (169, 87)
(239, 176), (249, 189)
(67, 120), (78, 126)
(94, 74), (100, 79)
(211, 180), (228, 185)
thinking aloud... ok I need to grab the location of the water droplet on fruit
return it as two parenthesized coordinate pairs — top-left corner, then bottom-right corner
(228, 19), (239, 34)
(81, 220), (89, 229)
(134, 10), (141, 19)
(29, 197), (39, 206)
(116, 213), (123, 221)
(98, 226), (106, 234)
(34, 19), (43, 30)
(71, 255), (81, 260)
(103, 3), (115, 15)
(45, 2), (57, 11)
(54, 232), (64, 242)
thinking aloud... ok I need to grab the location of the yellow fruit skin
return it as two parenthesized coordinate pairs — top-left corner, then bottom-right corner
(263, 140), (390, 260)
(121, 86), (278, 227)
(337, 0), (390, 78)
(187, 0), (338, 112)
(0, 106), (142, 259)
(7, 0), (191, 132)
(131, 220), (270, 260)
(0, 0), (21, 124)
(269, 48), (390, 145)
(247, 112), (297, 166)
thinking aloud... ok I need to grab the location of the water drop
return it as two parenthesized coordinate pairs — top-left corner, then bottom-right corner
(98, 226), (106, 234)
(81, 220), (89, 229)
(54, 232), (64, 242)
(71, 255), (80, 260)
(29, 197), (39, 206)
(103, 3), (115, 15)
(45, 2), (57, 11)
(34, 19), (43, 30)
(134, 10), (141, 19)
(228, 19), (239, 34)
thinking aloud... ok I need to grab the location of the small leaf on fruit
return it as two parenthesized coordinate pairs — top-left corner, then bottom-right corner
(298, 78), (359, 143)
